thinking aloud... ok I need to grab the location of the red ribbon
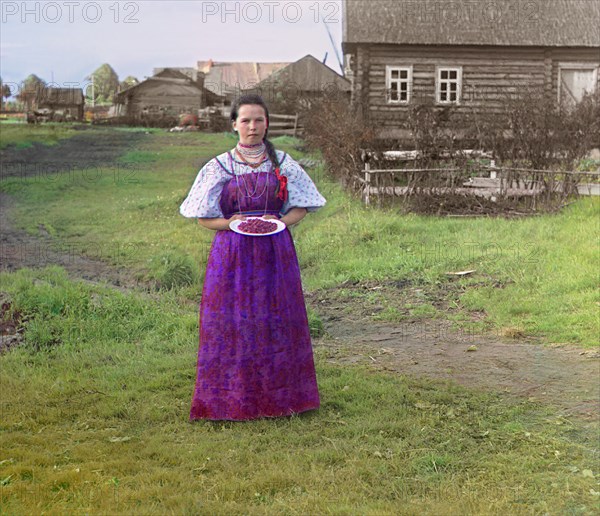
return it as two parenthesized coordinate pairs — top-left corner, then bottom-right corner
(274, 167), (288, 201)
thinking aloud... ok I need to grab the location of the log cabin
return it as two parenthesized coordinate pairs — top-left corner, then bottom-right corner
(114, 68), (222, 119)
(342, 0), (600, 141)
(37, 88), (85, 121)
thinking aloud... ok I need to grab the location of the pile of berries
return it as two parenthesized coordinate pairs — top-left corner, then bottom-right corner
(238, 218), (279, 234)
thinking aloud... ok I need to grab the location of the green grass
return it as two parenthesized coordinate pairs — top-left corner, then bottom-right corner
(0, 122), (78, 149)
(0, 267), (598, 515)
(1, 129), (598, 346)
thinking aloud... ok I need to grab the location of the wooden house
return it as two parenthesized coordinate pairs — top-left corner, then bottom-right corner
(242, 54), (351, 105)
(114, 68), (222, 119)
(37, 87), (84, 120)
(342, 0), (600, 140)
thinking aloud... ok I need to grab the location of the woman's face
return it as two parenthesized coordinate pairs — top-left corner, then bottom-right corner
(232, 104), (268, 145)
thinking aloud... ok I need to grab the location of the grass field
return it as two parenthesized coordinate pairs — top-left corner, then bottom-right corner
(1, 126), (598, 514)
(0, 121), (77, 149)
(0, 266), (598, 514)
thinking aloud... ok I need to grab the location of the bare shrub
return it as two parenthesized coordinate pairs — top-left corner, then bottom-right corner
(301, 95), (379, 188)
(405, 95), (459, 165)
(468, 88), (600, 169)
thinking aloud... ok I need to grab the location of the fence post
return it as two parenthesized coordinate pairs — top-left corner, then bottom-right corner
(490, 159), (497, 179)
(364, 161), (371, 207)
(293, 113), (298, 137)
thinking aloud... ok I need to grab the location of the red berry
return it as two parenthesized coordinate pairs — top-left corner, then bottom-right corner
(238, 218), (278, 234)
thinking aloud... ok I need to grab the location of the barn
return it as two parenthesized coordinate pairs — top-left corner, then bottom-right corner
(114, 68), (218, 119)
(37, 88), (85, 121)
(342, 0), (600, 140)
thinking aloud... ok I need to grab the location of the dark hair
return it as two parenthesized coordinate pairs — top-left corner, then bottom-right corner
(230, 94), (280, 170)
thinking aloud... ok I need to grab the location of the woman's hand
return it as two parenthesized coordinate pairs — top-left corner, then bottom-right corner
(275, 208), (307, 227)
(262, 214), (285, 226)
(228, 214), (247, 223)
(226, 214), (247, 231)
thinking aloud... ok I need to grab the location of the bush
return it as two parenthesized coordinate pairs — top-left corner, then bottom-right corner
(306, 306), (324, 338)
(466, 88), (600, 169)
(301, 96), (378, 187)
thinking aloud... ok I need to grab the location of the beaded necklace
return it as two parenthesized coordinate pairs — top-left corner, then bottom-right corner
(235, 147), (265, 169)
(229, 151), (271, 217)
(236, 141), (266, 159)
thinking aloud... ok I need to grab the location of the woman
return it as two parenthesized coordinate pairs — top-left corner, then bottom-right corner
(180, 94), (326, 421)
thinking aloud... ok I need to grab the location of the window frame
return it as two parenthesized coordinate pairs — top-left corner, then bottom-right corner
(557, 62), (599, 104)
(435, 66), (463, 105)
(385, 65), (413, 105)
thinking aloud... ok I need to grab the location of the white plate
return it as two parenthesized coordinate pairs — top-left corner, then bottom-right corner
(229, 216), (286, 236)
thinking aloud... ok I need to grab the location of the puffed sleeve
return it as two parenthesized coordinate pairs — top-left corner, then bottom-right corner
(279, 153), (327, 216)
(179, 159), (226, 218)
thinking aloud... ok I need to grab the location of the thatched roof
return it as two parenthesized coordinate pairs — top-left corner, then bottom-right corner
(38, 88), (84, 106)
(153, 67), (201, 82)
(115, 77), (204, 101)
(342, 0), (600, 50)
(149, 68), (226, 105)
(249, 55), (350, 92)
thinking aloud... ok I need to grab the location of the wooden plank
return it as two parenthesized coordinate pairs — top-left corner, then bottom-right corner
(268, 128), (299, 136)
(363, 167), (599, 177)
(270, 113), (298, 120)
(365, 186), (544, 198)
(463, 177), (501, 188)
(267, 122), (294, 128)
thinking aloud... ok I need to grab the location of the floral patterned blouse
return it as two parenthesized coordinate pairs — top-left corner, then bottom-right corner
(180, 149), (326, 218)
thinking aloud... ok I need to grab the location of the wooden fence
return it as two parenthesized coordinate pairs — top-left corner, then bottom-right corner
(357, 154), (600, 208)
(268, 113), (301, 137)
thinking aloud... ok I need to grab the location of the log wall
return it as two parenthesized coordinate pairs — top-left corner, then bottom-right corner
(346, 44), (600, 139)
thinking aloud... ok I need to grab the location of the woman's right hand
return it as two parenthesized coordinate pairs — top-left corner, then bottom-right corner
(226, 214), (247, 230)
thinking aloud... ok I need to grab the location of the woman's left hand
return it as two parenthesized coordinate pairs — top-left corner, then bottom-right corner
(262, 214), (285, 226)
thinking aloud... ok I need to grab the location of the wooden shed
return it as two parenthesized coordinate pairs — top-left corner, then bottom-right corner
(342, 0), (600, 140)
(114, 68), (215, 119)
(37, 87), (84, 120)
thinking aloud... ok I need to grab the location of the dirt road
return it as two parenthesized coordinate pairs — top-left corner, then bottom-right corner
(308, 281), (599, 428)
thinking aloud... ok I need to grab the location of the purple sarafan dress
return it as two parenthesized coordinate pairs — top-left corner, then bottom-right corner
(180, 149), (327, 421)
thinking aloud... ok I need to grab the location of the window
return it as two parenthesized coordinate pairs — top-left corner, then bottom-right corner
(386, 66), (412, 104)
(558, 63), (598, 108)
(436, 66), (462, 104)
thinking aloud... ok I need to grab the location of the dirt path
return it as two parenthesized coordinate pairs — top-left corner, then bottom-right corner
(308, 281), (599, 428)
(1, 129), (149, 290)
(1, 130), (598, 430)
(1, 128), (146, 174)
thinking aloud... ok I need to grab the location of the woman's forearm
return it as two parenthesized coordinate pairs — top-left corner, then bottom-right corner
(280, 208), (308, 227)
(197, 218), (230, 231)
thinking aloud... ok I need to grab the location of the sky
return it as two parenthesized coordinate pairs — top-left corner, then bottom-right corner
(0, 0), (344, 92)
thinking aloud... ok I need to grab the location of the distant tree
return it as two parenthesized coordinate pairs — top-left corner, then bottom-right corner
(86, 63), (119, 104)
(0, 77), (13, 112)
(119, 75), (139, 91)
(16, 74), (46, 111)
